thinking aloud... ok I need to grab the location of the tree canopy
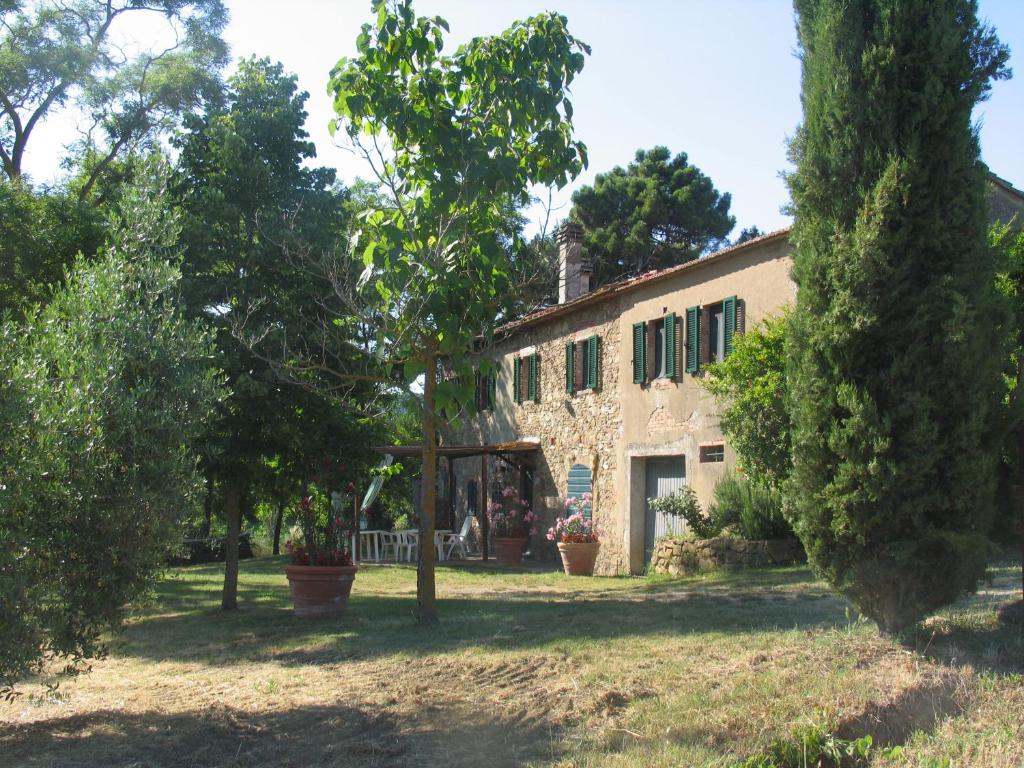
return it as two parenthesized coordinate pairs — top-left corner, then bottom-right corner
(703, 313), (791, 490)
(785, 0), (1010, 634)
(0, 0), (228, 196)
(570, 146), (734, 286)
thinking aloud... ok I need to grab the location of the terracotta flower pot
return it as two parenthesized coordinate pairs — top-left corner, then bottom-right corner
(493, 536), (528, 567)
(284, 564), (358, 618)
(557, 541), (600, 576)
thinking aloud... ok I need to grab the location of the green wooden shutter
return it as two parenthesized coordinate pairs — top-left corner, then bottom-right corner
(565, 342), (574, 394)
(632, 322), (646, 384)
(512, 356), (521, 404)
(488, 372), (496, 410)
(685, 306), (700, 373)
(528, 353), (538, 401)
(723, 296), (737, 357)
(586, 335), (600, 389)
(664, 312), (677, 378)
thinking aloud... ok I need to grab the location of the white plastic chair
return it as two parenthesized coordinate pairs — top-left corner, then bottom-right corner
(397, 530), (418, 562)
(443, 516), (474, 560)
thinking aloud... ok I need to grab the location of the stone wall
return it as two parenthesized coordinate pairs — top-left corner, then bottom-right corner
(447, 296), (627, 575)
(650, 536), (805, 576)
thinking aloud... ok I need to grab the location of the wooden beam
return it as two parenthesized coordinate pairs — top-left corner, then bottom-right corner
(447, 455), (456, 531)
(481, 453), (489, 561)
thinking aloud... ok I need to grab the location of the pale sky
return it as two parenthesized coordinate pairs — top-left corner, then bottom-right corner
(23, 0), (1024, 237)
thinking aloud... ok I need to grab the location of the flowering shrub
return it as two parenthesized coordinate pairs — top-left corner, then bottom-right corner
(488, 484), (537, 538)
(547, 494), (599, 543)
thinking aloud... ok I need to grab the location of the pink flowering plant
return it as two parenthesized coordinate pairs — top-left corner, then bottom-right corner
(488, 484), (538, 538)
(547, 493), (599, 543)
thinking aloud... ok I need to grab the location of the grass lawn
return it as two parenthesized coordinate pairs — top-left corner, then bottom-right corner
(1, 556), (1022, 768)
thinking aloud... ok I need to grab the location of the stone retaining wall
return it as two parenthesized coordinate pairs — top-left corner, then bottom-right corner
(651, 536), (805, 575)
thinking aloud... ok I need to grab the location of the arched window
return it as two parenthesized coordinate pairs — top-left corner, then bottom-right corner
(566, 463), (593, 519)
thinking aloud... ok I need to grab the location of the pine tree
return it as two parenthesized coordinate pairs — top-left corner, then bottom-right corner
(786, 0), (1011, 634)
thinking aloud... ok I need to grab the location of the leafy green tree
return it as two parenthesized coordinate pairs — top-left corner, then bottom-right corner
(0, 179), (104, 314)
(174, 57), (374, 609)
(704, 314), (791, 489)
(569, 146), (734, 286)
(0, 0), (228, 196)
(786, 0), (1010, 634)
(325, 0), (589, 622)
(0, 165), (219, 693)
(992, 220), (1024, 600)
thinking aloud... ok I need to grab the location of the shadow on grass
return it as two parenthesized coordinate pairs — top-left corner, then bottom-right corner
(119, 559), (849, 668)
(896, 560), (1024, 677)
(0, 698), (555, 768)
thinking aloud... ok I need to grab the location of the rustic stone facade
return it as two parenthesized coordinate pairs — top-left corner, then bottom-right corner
(449, 295), (627, 575)
(650, 536), (805, 576)
(440, 178), (1024, 576)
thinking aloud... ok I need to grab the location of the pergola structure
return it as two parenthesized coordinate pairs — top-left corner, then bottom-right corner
(371, 440), (539, 560)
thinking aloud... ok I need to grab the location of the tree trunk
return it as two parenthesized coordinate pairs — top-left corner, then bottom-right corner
(221, 479), (243, 611)
(272, 497), (285, 556)
(417, 348), (439, 624)
(201, 474), (213, 538)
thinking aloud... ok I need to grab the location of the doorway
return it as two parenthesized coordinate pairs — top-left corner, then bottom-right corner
(643, 455), (687, 564)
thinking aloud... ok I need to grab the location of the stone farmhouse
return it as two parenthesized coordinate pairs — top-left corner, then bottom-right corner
(443, 174), (1024, 576)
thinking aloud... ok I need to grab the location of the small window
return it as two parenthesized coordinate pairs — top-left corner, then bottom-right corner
(475, 370), (496, 411)
(467, 480), (478, 516)
(700, 444), (725, 463)
(691, 296), (740, 371)
(632, 314), (678, 384)
(566, 463), (593, 519)
(566, 336), (600, 394)
(513, 353), (540, 404)
(708, 304), (725, 363)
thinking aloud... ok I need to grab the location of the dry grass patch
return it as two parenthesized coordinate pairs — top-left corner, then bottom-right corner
(1, 557), (1021, 767)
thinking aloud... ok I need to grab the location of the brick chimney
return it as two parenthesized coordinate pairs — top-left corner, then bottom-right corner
(557, 221), (590, 303)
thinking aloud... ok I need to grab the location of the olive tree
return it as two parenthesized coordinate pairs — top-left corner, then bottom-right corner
(0, 165), (219, 693)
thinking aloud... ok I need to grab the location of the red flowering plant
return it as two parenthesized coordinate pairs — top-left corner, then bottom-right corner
(286, 483), (357, 567)
(487, 484), (538, 539)
(547, 493), (599, 543)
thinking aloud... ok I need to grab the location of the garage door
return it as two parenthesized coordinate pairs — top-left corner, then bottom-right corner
(644, 456), (687, 563)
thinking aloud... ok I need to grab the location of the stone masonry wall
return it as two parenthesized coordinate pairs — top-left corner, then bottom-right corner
(448, 297), (626, 575)
(650, 536), (805, 576)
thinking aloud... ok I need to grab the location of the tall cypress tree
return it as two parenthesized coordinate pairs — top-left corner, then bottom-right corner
(786, 0), (1011, 634)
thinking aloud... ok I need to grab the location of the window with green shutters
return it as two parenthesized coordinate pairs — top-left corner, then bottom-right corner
(632, 322), (646, 384)
(566, 336), (601, 393)
(513, 352), (539, 404)
(685, 306), (700, 373)
(513, 356), (522, 403)
(475, 370), (496, 411)
(566, 463), (594, 519)
(723, 296), (737, 357)
(663, 312), (677, 378)
(585, 335), (600, 389)
(565, 342), (574, 393)
(632, 314), (678, 384)
(527, 352), (539, 402)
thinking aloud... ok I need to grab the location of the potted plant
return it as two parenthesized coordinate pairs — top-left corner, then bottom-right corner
(548, 494), (600, 575)
(284, 488), (358, 618)
(488, 484), (537, 566)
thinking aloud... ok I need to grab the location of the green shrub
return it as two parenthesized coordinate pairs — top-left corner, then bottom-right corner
(708, 473), (793, 540)
(648, 486), (721, 539)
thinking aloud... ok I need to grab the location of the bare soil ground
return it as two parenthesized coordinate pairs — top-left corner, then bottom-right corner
(1, 558), (1021, 767)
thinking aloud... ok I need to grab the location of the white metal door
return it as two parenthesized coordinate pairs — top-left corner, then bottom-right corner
(644, 456), (687, 563)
